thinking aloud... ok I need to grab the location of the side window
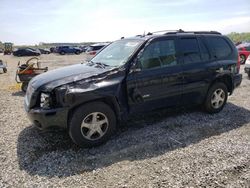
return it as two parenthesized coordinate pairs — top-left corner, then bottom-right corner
(180, 38), (201, 64)
(198, 38), (210, 62)
(139, 39), (177, 69)
(207, 36), (232, 59)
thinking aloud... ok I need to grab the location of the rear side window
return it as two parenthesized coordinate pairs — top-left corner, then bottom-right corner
(206, 36), (232, 59)
(180, 38), (201, 64)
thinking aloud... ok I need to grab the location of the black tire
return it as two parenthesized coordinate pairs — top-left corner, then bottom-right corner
(248, 73), (250, 78)
(21, 82), (28, 92)
(69, 102), (116, 147)
(3, 68), (7, 73)
(240, 54), (246, 64)
(204, 82), (228, 113)
(60, 51), (65, 55)
(75, 51), (80, 55)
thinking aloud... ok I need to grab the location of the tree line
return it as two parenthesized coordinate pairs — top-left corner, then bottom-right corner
(227, 32), (250, 43)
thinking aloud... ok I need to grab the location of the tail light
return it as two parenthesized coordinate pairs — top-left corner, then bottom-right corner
(237, 55), (241, 73)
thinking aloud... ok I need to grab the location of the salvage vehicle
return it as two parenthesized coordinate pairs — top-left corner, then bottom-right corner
(85, 43), (109, 58)
(25, 30), (242, 147)
(237, 43), (250, 64)
(57, 46), (82, 55)
(39, 48), (51, 54)
(244, 55), (250, 78)
(13, 48), (41, 57)
(3, 42), (13, 55)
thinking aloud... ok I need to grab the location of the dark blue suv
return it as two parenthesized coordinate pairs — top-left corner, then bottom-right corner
(25, 30), (242, 147)
(57, 46), (82, 55)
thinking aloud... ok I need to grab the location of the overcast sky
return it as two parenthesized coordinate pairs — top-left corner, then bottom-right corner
(1, 0), (250, 45)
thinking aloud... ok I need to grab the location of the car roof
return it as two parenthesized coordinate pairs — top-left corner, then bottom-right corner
(123, 30), (223, 41)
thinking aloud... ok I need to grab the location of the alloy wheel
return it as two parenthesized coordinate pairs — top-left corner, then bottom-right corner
(211, 88), (225, 109)
(80, 112), (109, 140)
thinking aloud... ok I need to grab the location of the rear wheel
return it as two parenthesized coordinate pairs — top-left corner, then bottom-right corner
(3, 68), (7, 73)
(204, 82), (228, 113)
(60, 51), (65, 55)
(69, 102), (116, 147)
(240, 54), (246, 64)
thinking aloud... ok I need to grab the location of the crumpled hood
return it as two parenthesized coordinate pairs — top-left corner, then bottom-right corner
(29, 63), (108, 91)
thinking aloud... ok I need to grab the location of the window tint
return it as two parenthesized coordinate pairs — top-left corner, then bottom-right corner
(207, 36), (232, 59)
(139, 40), (177, 69)
(198, 38), (210, 62)
(180, 38), (201, 64)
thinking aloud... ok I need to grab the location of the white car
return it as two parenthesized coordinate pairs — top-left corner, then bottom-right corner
(85, 43), (109, 60)
(244, 55), (250, 78)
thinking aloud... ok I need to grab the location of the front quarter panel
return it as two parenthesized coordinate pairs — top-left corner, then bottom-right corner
(63, 69), (127, 116)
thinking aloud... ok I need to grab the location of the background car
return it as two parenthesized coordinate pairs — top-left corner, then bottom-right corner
(57, 46), (82, 55)
(237, 43), (250, 64)
(85, 43), (109, 59)
(39, 48), (51, 54)
(13, 48), (41, 57)
(244, 55), (250, 78)
(79, 45), (89, 52)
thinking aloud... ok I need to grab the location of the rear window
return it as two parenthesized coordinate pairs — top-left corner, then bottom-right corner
(206, 36), (232, 59)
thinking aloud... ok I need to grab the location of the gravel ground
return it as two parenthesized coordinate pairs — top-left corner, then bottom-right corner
(0, 54), (249, 187)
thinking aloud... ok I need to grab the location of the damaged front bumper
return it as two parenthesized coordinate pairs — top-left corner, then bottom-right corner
(24, 101), (68, 130)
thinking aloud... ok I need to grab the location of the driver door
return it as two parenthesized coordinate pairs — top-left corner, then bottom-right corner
(126, 37), (183, 113)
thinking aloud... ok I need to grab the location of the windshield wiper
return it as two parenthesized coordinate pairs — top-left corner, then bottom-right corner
(86, 61), (112, 69)
(95, 62), (110, 69)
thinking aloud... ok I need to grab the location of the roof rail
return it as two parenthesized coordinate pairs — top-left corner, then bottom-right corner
(147, 29), (183, 36)
(165, 30), (221, 35)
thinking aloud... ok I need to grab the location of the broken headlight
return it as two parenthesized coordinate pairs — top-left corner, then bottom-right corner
(40, 92), (51, 109)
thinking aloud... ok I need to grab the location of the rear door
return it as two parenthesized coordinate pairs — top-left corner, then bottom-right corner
(126, 37), (183, 113)
(178, 36), (218, 105)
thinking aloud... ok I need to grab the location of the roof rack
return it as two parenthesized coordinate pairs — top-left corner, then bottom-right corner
(165, 30), (221, 35)
(146, 29), (183, 36)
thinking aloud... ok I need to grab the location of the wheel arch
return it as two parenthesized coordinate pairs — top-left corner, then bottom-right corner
(209, 74), (233, 95)
(67, 96), (121, 129)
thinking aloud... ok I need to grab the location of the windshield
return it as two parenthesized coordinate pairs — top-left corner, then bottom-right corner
(91, 39), (144, 67)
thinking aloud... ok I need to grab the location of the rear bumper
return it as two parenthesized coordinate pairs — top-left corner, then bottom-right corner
(25, 102), (68, 130)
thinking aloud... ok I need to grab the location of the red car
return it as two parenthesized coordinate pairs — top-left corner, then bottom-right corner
(237, 44), (250, 64)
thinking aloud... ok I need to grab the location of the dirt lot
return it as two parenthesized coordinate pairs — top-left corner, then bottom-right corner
(0, 54), (249, 187)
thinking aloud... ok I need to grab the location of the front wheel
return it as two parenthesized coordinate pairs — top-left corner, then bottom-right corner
(3, 68), (7, 73)
(204, 82), (228, 113)
(69, 102), (116, 147)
